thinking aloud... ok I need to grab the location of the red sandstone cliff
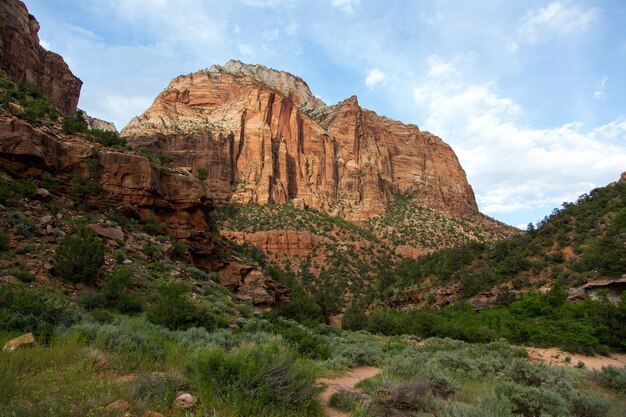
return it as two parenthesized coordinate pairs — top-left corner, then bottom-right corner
(122, 61), (478, 221)
(0, 0), (82, 114)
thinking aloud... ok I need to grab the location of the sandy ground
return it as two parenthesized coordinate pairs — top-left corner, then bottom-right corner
(317, 366), (380, 417)
(527, 347), (626, 371)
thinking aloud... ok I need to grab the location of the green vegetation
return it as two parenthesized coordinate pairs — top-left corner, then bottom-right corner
(53, 222), (106, 284)
(365, 191), (508, 250)
(0, 71), (58, 125)
(350, 287), (626, 353)
(212, 203), (396, 316)
(196, 166), (208, 181)
(389, 180), (626, 299)
(186, 340), (322, 416)
(62, 110), (126, 147)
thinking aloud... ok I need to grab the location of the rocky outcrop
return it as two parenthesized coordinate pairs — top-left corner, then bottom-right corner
(567, 277), (626, 304)
(221, 230), (323, 257)
(81, 109), (117, 132)
(214, 257), (290, 307)
(0, 113), (285, 306)
(0, 0), (82, 114)
(122, 61), (478, 221)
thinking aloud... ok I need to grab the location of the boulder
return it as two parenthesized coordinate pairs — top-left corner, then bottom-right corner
(3, 333), (38, 352)
(173, 392), (197, 409)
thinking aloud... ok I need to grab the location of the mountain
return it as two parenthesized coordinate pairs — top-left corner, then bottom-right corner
(121, 61), (514, 259)
(381, 174), (626, 311)
(0, 0), (81, 114)
(123, 61), (477, 219)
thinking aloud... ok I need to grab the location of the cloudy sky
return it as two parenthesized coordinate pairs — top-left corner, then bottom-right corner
(27, 0), (626, 227)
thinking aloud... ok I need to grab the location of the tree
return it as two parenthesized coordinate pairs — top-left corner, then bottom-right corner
(54, 224), (105, 284)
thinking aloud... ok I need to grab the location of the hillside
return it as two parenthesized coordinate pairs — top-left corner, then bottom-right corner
(382, 176), (626, 309)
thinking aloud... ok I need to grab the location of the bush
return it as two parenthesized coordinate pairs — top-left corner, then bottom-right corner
(591, 366), (626, 393)
(88, 129), (125, 147)
(147, 283), (220, 330)
(130, 374), (178, 410)
(272, 320), (331, 359)
(54, 224), (105, 284)
(62, 111), (88, 134)
(73, 322), (166, 364)
(185, 340), (320, 415)
(0, 286), (80, 343)
(196, 167), (208, 181)
(569, 391), (609, 417)
(0, 233), (9, 251)
(116, 294), (144, 315)
(329, 390), (362, 412)
(495, 381), (568, 417)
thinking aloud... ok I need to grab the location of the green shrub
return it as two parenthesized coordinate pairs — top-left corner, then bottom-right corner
(272, 320), (331, 359)
(105, 267), (133, 299)
(62, 111), (88, 134)
(11, 178), (37, 198)
(569, 391), (609, 417)
(495, 381), (568, 417)
(0, 233), (9, 251)
(591, 366), (626, 393)
(185, 340), (320, 415)
(329, 390), (362, 412)
(130, 374), (178, 410)
(196, 167), (208, 181)
(147, 283), (219, 330)
(76, 291), (107, 310)
(69, 169), (104, 203)
(142, 242), (162, 260)
(116, 294), (143, 315)
(53, 224), (105, 284)
(73, 322), (165, 364)
(0, 286), (80, 343)
(88, 129), (125, 147)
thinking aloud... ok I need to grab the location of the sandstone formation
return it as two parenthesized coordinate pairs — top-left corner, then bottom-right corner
(215, 257), (290, 307)
(0, 113), (283, 305)
(0, 0), (82, 114)
(122, 60), (478, 221)
(81, 109), (117, 132)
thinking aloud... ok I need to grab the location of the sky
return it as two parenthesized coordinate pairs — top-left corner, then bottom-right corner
(25, 0), (626, 227)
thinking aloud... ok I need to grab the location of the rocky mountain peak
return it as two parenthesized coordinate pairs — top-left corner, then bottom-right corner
(208, 60), (325, 112)
(121, 61), (489, 223)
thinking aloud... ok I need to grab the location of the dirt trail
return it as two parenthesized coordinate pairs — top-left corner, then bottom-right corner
(528, 347), (626, 371)
(317, 366), (380, 417)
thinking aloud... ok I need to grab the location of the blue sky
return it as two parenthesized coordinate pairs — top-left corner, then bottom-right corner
(25, 0), (626, 227)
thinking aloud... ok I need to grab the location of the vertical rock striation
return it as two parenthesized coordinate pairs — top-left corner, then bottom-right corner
(122, 61), (478, 221)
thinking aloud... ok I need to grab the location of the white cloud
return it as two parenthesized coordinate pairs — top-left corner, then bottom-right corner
(426, 55), (457, 78)
(331, 0), (360, 14)
(412, 57), (626, 218)
(365, 68), (386, 88)
(238, 44), (256, 57)
(593, 75), (608, 99)
(40, 39), (51, 50)
(518, 1), (599, 43)
(233, 25), (241, 34)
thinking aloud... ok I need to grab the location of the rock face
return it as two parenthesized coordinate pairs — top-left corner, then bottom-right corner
(81, 109), (117, 132)
(122, 60), (478, 221)
(215, 257), (291, 307)
(0, 0), (82, 114)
